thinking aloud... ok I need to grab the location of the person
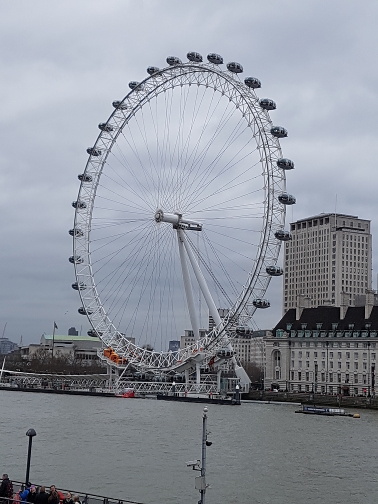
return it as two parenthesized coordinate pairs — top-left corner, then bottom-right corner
(27, 486), (37, 503)
(19, 484), (31, 504)
(62, 493), (73, 504)
(72, 496), (81, 504)
(0, 474), (13, 503)
(34, 487), (48, 504)
(47, 487), (59, 504)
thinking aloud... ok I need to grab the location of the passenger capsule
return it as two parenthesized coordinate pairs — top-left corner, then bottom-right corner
(69, 228), (84, 237)
(112, 100), (128, 110)
(260, 98), (276, 111)
(72, 200), (86, 209)
(266, 266), (284, 277)
(72, 282), (86, 291)
(147, 66), (159, 75)
(129, 81), (144, 90)
(166, 56), (182, 66)
(78, 307), (93, 315)
(253, 298), (270, 309)
(78, 173), (93, 183)
(98, 123), (113, 132)
(244, 76), (261, 89)
(87, 329), (102, 337)
(278, 193), (296, 205)
(275, 229), (292, 241)
(236, 326), (252, 335)
(216, 348), (234, 359)
(271, 126), (288, 138)
(227, 61), (243, 73)
(277, 158), (294, 170)
(187, 51), (203, 63)
(69, 255), (84, 264)
(207, 53), (223, 65)
(86, 147), (101, 156)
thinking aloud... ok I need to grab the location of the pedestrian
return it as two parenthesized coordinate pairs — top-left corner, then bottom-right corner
(34, 487), (48, 504)
(27, 487), (37, 504)
(62, 493), (73, 504)
(47, 487), (59, 504)
(72, 496), (81, 504)
(0, 474), (13, 503)
(19, 484), (31, 504)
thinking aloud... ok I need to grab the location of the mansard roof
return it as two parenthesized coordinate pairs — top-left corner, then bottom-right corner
(274, 305), (378, 332)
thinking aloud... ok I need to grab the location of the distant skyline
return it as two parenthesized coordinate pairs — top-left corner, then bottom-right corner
(1, 0), (378, 345)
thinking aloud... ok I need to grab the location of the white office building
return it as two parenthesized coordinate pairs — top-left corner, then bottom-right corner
(283, 213), (372, 313)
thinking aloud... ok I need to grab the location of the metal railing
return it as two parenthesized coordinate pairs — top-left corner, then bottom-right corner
(4, 481), (146, 504)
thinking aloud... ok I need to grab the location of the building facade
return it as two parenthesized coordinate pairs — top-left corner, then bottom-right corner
(283, 213), (372, 313)
(265, 293), (378, 396)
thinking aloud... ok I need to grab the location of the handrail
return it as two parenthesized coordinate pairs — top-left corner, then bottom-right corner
(8, 480), (147, 504)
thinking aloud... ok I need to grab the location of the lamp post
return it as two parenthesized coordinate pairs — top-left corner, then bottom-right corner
(25, 429), (36, 485)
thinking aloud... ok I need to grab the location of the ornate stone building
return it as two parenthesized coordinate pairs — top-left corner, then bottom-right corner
(265, 292), (378, 396)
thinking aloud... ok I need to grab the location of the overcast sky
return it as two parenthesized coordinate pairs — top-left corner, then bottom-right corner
(1, 0), (378, 346)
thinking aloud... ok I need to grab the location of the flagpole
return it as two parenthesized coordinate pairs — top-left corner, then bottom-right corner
(52, 322), (56, 360)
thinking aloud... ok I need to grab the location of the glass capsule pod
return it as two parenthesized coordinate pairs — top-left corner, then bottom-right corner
(187, 51), (203, 62)
(98, 123), (113, 132)
(244, 76), (261, 88)
(86, 147), (101, 156)
(112, 100), (128, 110)
(69, 255), (84, 264)
(274, 230), (292, 241)
(216, 348), (234, 358)
(226, 61), (243, 73)
(207, 53), (223, 64)
(72, 200), (86, 209)
(266, 266), (284, 276)
(78, 307), (93, 315)
(166, 56), (182, 66)
(147, 66), (159, 75)
(69, 228), (84, 237)
(271, 126), (288, 138)
(129, 81), (144, 90)
(278, 193), (296, 205)
(260, 98), (276, 111)
(253, 298), (270, 309)
(87, 329), (102, 337)
(78, 173), (93, 183)
(277, 158), (294, 170)
(236, 326), (252, 335)
(72, 282), (87, 291)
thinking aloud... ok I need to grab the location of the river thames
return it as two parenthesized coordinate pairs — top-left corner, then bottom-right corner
(1, 390), (378, 503)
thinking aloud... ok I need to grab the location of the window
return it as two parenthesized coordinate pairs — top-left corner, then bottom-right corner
(329, 373), (333, 382)
(345, 373), (349, 383)
(354, 362), (358, 370)
(354, 374), (358, 384)
(298, 372), (302, 381)
(354, 352), (358, 360)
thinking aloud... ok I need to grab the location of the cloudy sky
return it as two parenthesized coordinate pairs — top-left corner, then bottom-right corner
(1, 0), (378, 346)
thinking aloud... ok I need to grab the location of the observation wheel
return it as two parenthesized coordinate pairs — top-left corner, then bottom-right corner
(69, 52), (295, 380)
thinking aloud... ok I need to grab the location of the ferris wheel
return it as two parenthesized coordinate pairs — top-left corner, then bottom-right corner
(69, 51), (295, 382)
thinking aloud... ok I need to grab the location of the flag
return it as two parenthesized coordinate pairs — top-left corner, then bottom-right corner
(54, 322), (58, 330)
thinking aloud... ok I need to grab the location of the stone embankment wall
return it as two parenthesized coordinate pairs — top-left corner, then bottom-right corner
(246, 390), (378, 410)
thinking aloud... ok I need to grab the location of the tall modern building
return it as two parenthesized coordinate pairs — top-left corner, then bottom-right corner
(283, 213), (372, 313)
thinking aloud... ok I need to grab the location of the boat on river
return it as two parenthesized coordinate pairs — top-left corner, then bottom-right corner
(116, 388), (135, 398)
(295, 405), (360, 418)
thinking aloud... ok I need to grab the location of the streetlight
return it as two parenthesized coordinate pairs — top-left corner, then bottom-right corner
(25, 429), (36, 485)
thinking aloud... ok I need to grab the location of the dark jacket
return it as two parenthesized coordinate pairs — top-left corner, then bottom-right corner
(0, 478), (13, 498)
(35, 492), (49, 504)
(47, 492), (59, 504)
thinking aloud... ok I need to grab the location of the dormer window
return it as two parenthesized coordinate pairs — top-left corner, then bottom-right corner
(332, 323), (338, 330)
(349, 323), (355, 330)
(301, 323), (307, 330)
(286, 323), (292, 331)
(365, 323), (371, 330)
(316, 323), (323, 330)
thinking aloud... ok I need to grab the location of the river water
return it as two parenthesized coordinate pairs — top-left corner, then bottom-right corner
(1, 390), (378, 504)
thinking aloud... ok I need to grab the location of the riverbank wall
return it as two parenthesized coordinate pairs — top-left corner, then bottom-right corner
(246, 390), (378, 409)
